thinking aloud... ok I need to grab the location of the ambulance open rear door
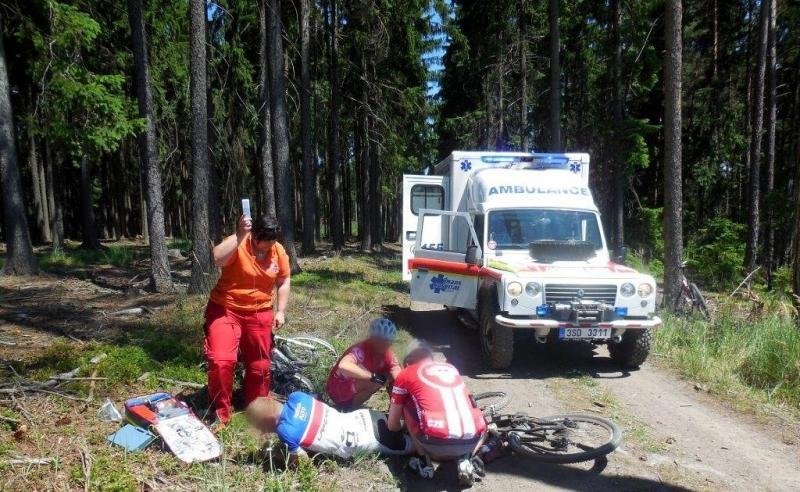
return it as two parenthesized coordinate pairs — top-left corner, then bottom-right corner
(402, 175), (448, 280)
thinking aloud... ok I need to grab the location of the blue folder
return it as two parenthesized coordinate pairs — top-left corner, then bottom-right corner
(107, 424), (157, 452)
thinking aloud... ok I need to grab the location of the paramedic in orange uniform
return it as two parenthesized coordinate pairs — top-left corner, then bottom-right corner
(204, 214), (291, 425)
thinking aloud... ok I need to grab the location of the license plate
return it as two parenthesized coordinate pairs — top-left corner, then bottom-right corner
(559, 327), (611, 339)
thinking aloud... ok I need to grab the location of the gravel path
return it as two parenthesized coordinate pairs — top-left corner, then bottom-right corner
(389, 303), (800, 491)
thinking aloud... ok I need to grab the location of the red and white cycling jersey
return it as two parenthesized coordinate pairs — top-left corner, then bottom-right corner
(391, 360), (486, 440)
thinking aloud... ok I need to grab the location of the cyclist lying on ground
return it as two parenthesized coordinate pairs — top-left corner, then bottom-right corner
(326, 318), (401, 410)
(388, 340), (487, 484)
(246, 391), (413, 463)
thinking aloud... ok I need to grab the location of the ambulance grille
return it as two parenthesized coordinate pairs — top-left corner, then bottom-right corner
(544, 284), (617, 305)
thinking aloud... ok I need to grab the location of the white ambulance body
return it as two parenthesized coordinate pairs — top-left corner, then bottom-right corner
(402, 151), (661, 369)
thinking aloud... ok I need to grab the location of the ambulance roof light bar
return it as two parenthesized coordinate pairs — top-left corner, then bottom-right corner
(478, 154), (573, 171)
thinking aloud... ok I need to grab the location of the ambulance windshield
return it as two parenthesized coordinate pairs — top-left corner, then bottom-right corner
(487, 209), (603, 251)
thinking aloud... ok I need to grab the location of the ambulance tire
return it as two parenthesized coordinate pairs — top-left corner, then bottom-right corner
(480, 296), (514, 369)
(608, 328), (652, 368)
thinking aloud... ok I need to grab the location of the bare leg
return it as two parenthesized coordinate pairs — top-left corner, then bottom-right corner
(349, 379), (382, 407)
(350, 387), (378, 407)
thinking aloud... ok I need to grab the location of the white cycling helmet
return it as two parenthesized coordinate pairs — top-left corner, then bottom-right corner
(369, 317), (398, 342)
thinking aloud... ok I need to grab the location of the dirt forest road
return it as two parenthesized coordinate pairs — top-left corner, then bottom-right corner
(391, 302), (800, 492)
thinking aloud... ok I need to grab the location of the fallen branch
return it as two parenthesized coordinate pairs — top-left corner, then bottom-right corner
(6, 456), (53, 466)
(0, 340), (17, 346)
(0, 413), (21, 424)
(66, 334), (86, 345)
(55, 376), (107, 382)
(108, 307), (147, 317)
(156, 377), (205, 389)
(80, 445), (92, 492)
(27, 387), (86, 401)
(41, 367), (81, 388)
(10, 394), (34, 424)
(85, 353), (106, 405)
(730, 267), (761, 297)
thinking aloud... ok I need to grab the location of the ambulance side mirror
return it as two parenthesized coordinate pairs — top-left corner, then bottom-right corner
(465, 245), (482, 266)
(615, 245), (628, 265)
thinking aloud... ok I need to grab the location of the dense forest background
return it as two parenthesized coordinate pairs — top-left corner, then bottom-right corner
(0, 0), (798, 299)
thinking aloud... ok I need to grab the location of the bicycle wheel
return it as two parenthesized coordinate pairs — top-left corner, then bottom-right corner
(473, 391), (511, 416)
(689, 283), (709, 319)
(507, 414), (621, 464)
(272, 373), (316, 399)
(275, 335), (338, 364)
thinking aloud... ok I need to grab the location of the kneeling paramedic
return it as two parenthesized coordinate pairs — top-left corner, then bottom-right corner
(387, 340), (487, 482)
(246, 392), (413, 462)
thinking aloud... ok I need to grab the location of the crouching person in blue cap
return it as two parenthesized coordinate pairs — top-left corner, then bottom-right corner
(325, 318), (402, 410)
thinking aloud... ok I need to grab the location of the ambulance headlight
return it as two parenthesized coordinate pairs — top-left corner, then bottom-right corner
(620, 283), (636, 297)
(525, 282), (542, 296)
(637, 283), (654, 298)
(506, 282), (523, 297)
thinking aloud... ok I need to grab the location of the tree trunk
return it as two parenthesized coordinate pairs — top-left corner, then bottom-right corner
(359, 51), (372, 252)
(327, 0), (344, 249)
(663, 0), (683, 308)
(258, 0), (276, 217)
(744, 0), (770, 272)
(343, 147), (351, 238)
(519, 0), (528, 151)
(128, 0), (173, 292)
(0, 17), (37, 275)
(267, 0), (299, 271)
(139, 167), (149, 241)
(189, 0), (214, 293)
(28, 128), (50, 243)
(300, 0), (315, 254)
(46, 143), (63, 250)
(369, 116), (381, 249)
(764, 0), (777, 286)
(114, 146), (128, 239)
(712, 0), (719, 81)
(548, 0), (561, 151)
(792, 77), (800, 310)
(79, 155), (101, 249)
(612, 0), (624, 251)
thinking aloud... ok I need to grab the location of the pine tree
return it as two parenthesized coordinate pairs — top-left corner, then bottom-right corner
(189, 0), (214, 293)
(0, 13), (37, 275)
(267, 0), (299, 271)
(744, 0), (770, 272)
(663, 0), (684, 308)
(128, 0), (173, 292)
(549, 0), (561, 151)
(300, 0), (315, 254)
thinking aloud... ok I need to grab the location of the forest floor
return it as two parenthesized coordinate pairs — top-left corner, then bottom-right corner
(1, 241), (799, 491)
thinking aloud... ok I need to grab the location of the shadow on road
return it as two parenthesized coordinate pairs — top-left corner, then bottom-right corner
(384, 304), (633, 382)
(389, 455), (693, 492)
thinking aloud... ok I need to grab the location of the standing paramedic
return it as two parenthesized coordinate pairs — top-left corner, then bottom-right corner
(204, 214), (291, 426)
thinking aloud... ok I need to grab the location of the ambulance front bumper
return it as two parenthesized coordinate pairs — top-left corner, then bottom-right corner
(494, 315), (662, 330)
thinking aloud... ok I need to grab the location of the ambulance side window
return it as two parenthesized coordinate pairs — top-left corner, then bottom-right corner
(410, 185), (444, 215)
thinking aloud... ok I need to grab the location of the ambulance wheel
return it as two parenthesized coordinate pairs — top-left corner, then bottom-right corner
(480, 297), (514, 369)
(609, 329), (652, 368)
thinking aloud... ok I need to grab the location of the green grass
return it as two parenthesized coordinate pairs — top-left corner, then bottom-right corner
(167, 237), (192, 252)
(38, 243), (146, 269)
(655, 304), (800, 412)
(1, 252), (407, 490)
